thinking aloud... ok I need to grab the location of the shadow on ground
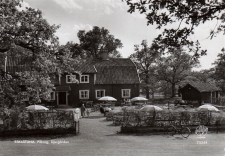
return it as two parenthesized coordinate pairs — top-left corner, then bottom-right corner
(0, 133), (77, 141)
(82, 116), (105, 119)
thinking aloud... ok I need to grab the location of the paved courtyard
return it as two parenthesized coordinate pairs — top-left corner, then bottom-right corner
(0, 111), (225, 156)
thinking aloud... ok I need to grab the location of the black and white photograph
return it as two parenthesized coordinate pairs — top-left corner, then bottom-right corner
(0, 0), (225, 155)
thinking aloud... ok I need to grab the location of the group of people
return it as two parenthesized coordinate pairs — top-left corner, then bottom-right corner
(80, 104), (91, 118)
(100, 105), (111, 116)
(81, 103), (112, 117)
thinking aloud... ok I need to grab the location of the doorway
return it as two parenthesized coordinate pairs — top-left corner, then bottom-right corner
(58, 92), (67, 105)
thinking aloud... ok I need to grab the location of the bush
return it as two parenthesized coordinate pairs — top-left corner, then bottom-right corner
(121, 109), (225, 127)
(0, 106), (76, 130)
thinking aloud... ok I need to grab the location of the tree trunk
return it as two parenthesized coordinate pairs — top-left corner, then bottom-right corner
(171, 83), (176, 97)
(152, 90), (154, 100)
(145, 74), (150, 99)
(145, 87), (150, 99)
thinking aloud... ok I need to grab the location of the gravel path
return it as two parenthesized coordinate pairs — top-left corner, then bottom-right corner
(0, 111), (224, 156)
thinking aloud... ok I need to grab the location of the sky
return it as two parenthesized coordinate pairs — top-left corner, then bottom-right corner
(23, 0), (224, 70)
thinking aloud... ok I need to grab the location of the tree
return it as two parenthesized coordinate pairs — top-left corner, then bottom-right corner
(190, 69), (215, 83)
(55, 42), (86, 75)
(0, 0), (59, 52)
(213, 49), (225, 94)
(77, 26), (123, 57)
(0, 0), (72, 106)
(57, 42), (86, 60)
(123, 0), (225, 56)
(130, 40), (160, 99)
(214, 50), (225, 80)
(157, 81), (172, 98)
(156, 48), (199, 97)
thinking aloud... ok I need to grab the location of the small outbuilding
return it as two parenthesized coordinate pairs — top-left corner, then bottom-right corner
(179, 81), (220, 106)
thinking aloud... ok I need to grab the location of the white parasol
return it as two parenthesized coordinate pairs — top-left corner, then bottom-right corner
(130, 97), (148, 102)
(197, 104), (219, 112)
(140, 105), (163, 112)
(26, 105), (49, 111)
(98, 96), (117, 101)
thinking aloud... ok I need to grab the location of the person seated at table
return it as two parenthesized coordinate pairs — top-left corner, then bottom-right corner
(104, 107), (111, 116)
(100, 106), (105, 115)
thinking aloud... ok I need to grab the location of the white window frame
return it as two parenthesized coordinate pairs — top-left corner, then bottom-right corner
(96, 90), (105, 99)
(80, 75), (89, 83)
(66, 75), (76, 83)
(79, 90), (89, 99)
(122, 89), (131, 98)
(50, 91), (55, 100)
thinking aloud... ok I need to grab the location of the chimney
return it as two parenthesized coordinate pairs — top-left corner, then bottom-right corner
(100, 52), (109, 60)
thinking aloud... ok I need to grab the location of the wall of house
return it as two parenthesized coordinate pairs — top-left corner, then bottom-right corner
(201, 91), (219, 103)
(61, 73), (95, 107)
(92, 84), (139, 106)
(181, 85), (201, 102)
(201, 92), (211, 103)
(54, 73), (140, 107)
(60, 73), (95, 86)
(70, 84), (139, 107)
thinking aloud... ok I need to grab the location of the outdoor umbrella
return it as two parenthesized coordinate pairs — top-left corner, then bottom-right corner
(197, 104), (219, 112)
(197, 104), (219, 125)
(140, 105), (163, 112)
(140, 105), (163, 126)
(98, 96), (117, 101)
(130, 97), (148, 102)
(26, 105), (49, 111)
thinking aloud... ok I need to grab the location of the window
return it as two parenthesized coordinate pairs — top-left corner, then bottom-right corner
(79, 90), (89, 99)
(19, 85), (27, 91)
(96, 90), (105, 99)
(50, 92), (55, 100)
(80, 75), (89, 83)
(66, 75), (76, 83)
(122, 89), (131, 98)
(21, 92), (29, 101)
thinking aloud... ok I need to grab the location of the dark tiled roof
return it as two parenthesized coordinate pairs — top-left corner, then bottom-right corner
(96, 66), (139, 84)
(75, 58), (140, 84)
(74, 58), (97, 73)
(6, 56), (33, 74)
(182, 81), (220, 92)
(5, 46), (33, 74)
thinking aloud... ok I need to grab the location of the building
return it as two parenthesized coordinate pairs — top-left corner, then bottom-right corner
(4, 48), (140, 107)
(179, 81), (220, 106)
(52, 55), (140, 107)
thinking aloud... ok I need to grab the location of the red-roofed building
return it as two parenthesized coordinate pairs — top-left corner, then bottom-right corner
(53, 56), (141, 107)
